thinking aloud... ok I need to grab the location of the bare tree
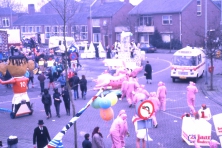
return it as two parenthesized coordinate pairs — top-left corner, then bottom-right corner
(0, 0), (24, 12)
(47, 0), (80, 147)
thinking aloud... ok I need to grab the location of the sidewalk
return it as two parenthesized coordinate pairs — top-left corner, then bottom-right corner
(200, 74), (222, 106)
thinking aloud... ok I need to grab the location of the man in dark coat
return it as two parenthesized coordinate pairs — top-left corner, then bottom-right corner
(145, 61), (152, 84)
(33, 120), (51, 148)
(62, 86), (70, 115)
(72, 72), (80, 100)
(82, 133), (92, 148)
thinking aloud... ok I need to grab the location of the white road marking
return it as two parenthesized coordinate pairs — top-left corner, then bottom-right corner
(162, 111), (181, 119)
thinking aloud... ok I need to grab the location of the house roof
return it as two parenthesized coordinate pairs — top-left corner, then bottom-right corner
(72, 12), (88, 25)
(129, 0), (192, 15)
(13, 14), (63, 26)
(91, 2), (125, 18)
(0, 7), (16, 15)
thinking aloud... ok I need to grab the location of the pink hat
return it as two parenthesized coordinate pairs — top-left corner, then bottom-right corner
(118, 110), (126, 116)
(158, 81), (163, 86)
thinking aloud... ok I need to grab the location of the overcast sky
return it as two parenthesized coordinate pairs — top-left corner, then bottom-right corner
(20, 0), (142, 11)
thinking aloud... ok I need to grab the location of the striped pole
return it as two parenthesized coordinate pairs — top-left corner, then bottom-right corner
(45, 88), (105, 148)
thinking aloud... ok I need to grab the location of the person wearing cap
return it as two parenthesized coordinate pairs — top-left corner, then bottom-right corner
(186, 81), (198, 114)
(198, 104), (212, 120)
(42, 89), (52, 119)
(33, 120), (51, 148)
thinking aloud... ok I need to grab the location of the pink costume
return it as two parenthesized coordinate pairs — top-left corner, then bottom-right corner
(125, 77), (139, 106)
(109, 110), (128, 148)
(120, 76), (129, 100)
(118, 110), (129, 147)
(149, 92), (160, 127)
(186, 82), (198, 114)
(157, 81), (167, 111)
(133, 85), (149, 105)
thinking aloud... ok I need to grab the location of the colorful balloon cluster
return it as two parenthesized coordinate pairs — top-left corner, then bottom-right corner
(91, 93), (118, 121)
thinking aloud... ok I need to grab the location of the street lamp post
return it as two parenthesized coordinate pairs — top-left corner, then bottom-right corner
(204, 0), (208, 85)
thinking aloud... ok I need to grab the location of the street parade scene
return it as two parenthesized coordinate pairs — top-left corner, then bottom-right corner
(0, 0), (222, 148)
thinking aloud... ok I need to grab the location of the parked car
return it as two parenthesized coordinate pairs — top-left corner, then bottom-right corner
(139, 43), (157, 53)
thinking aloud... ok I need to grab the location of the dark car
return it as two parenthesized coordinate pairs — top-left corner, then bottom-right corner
(139, 43), (157, 53)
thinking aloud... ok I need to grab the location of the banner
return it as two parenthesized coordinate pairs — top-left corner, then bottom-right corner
(213, 113), (222, 136)
(181, 117), (211, 146)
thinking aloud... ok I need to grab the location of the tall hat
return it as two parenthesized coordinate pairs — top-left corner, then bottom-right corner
(38, 120), (44, 125)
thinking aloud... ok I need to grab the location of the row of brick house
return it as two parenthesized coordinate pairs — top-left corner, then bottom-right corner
(0, 0), (221, 48)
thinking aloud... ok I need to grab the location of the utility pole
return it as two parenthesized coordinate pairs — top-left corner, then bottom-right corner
(90, 0), (97, 43)
(204, 0), (208, 85)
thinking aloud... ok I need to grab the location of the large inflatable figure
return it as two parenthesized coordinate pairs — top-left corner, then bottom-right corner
(0, 55), (34, 118)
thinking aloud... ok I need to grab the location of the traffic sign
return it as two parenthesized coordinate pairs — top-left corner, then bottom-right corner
(136, 100), (154, 120)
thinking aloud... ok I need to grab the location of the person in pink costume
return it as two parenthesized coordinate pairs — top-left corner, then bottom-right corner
(109, 110), (128, 148)
(126, 77), (140, 107)
(133, 85), (149, 105)
(157, 81), (167, 111)
(194, 139), (220, 148)
(118, 110), (129, 148)
(186, 81), (198, 114)
(149, 92), (160, 128)
(120, 75), (129, 101)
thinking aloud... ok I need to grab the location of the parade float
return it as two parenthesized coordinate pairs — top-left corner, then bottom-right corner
(0, 55), (34, 119)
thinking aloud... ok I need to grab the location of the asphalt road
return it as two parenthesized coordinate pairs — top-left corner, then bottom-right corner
(0, 52), (222, 148)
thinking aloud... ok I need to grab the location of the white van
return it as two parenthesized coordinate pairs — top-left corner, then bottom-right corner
(48, 36), (78, 54)
(171, 46), (206, 82)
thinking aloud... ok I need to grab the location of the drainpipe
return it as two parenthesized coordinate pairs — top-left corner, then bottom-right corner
(179, 13), (182, 42)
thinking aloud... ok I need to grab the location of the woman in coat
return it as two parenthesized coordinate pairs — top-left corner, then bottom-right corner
(92, 127), (105, 148)
(53, 88), (62, 118)
(62, 86), (70, 116)
(47, 69), (55, 90)
(144, 61), (152, 84)
(41, 89), (52, 119)
(79, 75), (87, 100)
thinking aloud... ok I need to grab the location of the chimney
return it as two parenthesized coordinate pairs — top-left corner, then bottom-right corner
(28, 4), (35, 15)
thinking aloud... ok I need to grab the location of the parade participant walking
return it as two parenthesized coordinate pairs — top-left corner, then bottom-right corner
(114, 40), (121, 56)
(82, 133), (92, 148)
(62, 86), (70, 116)
(106, 45), (112, 59)
(57, 73), (66, 90)
(28, 68), (34, 88)
(42, 89), (52, 119)
(91, 127), (105, 148)
(79, 75), (87, 99)
(149, 92), (160, 128)
(109, 110), (128, 148)
(51, 63), (57, 81)
(46, 69), (55, 90)
(38, 71), (46, 95)
(126, 77), (140, 108)
(56, 63), (63, 78)
(144, 61), (152, 84)
(157, 81), (167, 111)
(33, 120), (51, 148)
(53, 88), (62, 118)
(72, 72), (80, 100)
(186, 81), (198, 114)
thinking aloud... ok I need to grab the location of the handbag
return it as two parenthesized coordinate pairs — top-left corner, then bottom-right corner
(144, 72), (147, 76)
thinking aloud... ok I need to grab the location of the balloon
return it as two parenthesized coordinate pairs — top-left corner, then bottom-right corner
(99, 97), (111, 109)
(106, 93), (118, 106)
(100, 108), (114, 121)
(91, 97), (102, 109)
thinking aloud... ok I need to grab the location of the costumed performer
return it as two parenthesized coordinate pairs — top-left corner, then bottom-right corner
(149, 92), (160, 128)
(186, 81), (198, 114)
(157, 81), (167, 111)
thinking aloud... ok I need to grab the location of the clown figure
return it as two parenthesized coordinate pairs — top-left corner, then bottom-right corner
(109, 110), (128, 148)
(157, 81), (167, 111)
(0, 55), (34, 118)
(149, 92), (160, 128)
(198, 104), (212, 120)
(186, 81), (198, 114)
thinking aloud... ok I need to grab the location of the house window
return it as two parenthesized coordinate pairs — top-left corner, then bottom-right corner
(80, 25), (88, 40)
(2, 17), (10, 27)
(93, 33), (101, 43)
(71, 25), (80, 40)
(92, 19), (100, 27)
(28, 26), (33, 32)
(139, 16), (153, 26)
(197, 0), (202, 16)
(21, 26), (26, 33)
(60, 26), (67, 36)
(45, 26), (51, 38)
(53, 26), (59, 36)
(36, 26), (41, 33)
(162, 15), (172, 25)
